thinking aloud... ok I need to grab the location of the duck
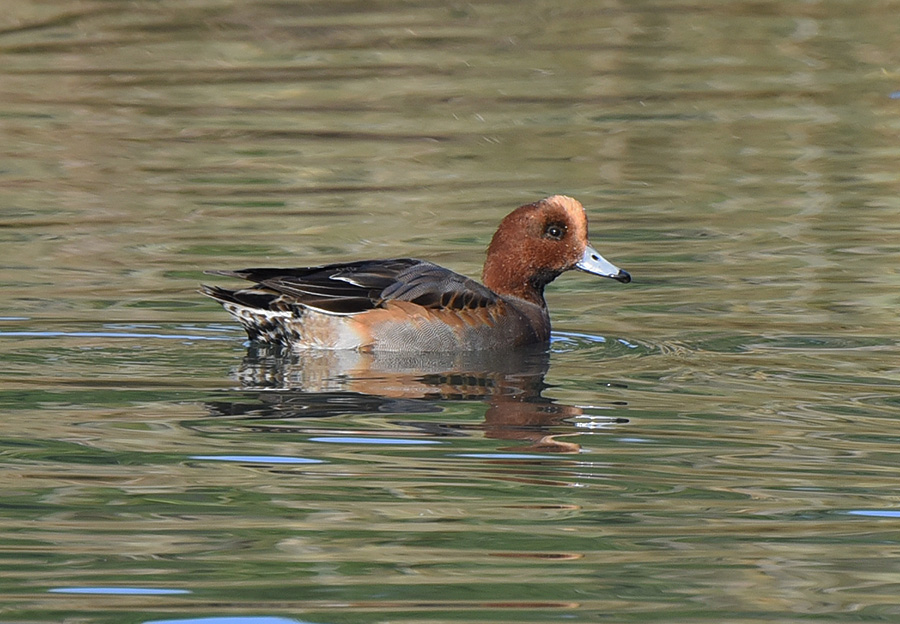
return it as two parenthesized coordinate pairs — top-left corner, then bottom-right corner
(201, 195), (630, 352)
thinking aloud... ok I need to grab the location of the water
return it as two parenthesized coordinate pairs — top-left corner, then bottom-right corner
(2, 1), (900, 622)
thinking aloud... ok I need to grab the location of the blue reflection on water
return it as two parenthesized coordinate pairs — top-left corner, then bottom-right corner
(847, 510), (900, 517)
(191, 455), (324, 464)
(0, 331), (229, 341)
(310, 436), (442, 445)
(144, 618), (316, 624)
(453, 453), (552, 459)
(49, 587), (191, 595)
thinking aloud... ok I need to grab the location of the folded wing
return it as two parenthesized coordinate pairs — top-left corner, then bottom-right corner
(202, 258), (498, 315)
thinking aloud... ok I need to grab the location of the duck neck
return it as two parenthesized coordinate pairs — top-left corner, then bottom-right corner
(482, 257), (550, 307)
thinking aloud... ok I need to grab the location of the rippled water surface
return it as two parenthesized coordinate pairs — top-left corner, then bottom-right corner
(3, 1), (900, 622)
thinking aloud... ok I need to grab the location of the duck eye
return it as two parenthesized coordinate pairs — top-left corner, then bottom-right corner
(544, 223), (566, 240)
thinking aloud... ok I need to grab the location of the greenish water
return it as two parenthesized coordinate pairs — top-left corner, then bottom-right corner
(3, 1), (900, 623)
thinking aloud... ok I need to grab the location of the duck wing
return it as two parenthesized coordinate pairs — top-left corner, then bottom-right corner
(203, 258), (498, 315)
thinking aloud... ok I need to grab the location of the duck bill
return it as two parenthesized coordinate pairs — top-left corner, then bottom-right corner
(576, 245), (631, 283)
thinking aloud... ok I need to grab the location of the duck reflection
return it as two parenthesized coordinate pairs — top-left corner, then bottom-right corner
(206, 345), (626, 453)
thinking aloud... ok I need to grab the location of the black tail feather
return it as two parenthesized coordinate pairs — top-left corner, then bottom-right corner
(199, 284), (279, 310)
